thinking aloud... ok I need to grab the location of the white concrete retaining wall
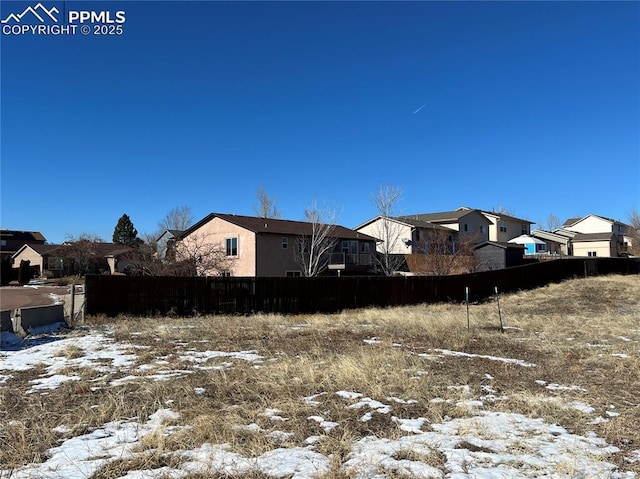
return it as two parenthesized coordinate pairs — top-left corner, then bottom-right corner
(14, 304), (65, 333)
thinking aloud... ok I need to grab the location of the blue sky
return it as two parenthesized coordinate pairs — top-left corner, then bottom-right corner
(2, 1), (639, 243)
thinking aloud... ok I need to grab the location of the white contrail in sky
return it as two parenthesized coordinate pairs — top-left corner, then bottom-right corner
(413, 102), (429, 114)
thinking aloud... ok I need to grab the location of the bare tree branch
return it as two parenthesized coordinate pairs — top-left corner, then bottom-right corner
(627, 207), (640, 256)
(294, 201), (338, 277)
(174, 231), (235, 276)
(254, 187), (282, 219)
(158, 205), (194, 231)
(410, 229), (479, 275)
(370, 185), (405, 276)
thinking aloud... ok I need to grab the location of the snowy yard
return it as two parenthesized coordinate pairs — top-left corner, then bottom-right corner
(1, 275), (639, 478)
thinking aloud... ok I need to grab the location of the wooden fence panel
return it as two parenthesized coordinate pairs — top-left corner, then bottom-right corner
(85, 258), (639, 317)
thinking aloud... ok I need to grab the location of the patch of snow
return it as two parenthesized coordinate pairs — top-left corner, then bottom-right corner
(336, 390), (363, 400)
(27, 374), (81, 393)
(308, 415), (339, 432)
(434, 348), (536, 367)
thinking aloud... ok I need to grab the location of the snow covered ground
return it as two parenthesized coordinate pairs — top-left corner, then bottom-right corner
(1, 322), (638, 479)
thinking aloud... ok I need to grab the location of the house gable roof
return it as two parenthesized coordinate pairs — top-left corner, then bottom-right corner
(457, 207), (534, 225)
(571, 232), (616, 242)
(474, 241), (525, 250)
(156, 229), (183, 242)
(530, 229), (571, 244)
(10, 243), (61, 259)
(563, 214), (631, 229)
(0, 230), (46, 243)
(181, 213), (377, 242)
(394, 216), (456, 232)
(402, 209), (492, 225)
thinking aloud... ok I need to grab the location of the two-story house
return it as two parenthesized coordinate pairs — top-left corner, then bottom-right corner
(398, 209), (491, 243)
(561, 214), (634, 257)
(463, 208), (534, 243)
(176, 213), (377, 277)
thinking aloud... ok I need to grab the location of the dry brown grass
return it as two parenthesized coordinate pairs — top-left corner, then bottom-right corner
(1, 273), (638, 477)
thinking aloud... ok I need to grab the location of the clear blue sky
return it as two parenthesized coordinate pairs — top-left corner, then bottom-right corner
(2, 1), (639, 243)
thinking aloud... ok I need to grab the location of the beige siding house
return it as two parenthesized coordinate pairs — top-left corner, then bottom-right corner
(399, 209), (491, 243)
(356, 216), (459, 255)
(177, 213), (377, 277)
(471, 209), (534, 243)
(570, 233), (618, 258)
(10, 244), (61, 276)
(563, 214), (633, 257)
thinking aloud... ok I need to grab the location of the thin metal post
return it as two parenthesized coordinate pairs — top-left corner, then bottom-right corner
(70, 284), (75, 322)
(465, 286), (470, 331)
(495, 286), (504, 333)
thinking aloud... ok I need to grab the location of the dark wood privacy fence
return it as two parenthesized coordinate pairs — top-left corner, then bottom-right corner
(85, 258), (639, 317)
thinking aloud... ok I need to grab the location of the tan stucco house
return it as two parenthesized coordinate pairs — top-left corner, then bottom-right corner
(176, 213), (377, 277)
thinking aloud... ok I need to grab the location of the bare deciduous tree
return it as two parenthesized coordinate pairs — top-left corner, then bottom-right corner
(60, 234), (108, 276)
(174, 231), (235, 276)
(254, 187), (282, 219)
(294, 201), (338, 277)
(627, 207), (640, 256)
(493, 204), (514, 216)
(544, 213), (562, 231)
(159, 205), (194, 232)
(370, 184), (405, 276)
(410, 228), (479, 275)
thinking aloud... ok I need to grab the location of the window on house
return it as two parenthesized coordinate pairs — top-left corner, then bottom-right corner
(220, 270), (232, 277)
(360, 242), (370, 253)
(0, 240), (6, 246)
(499, 221), (507, 233)
(464, 224), (469, 232)
(48, 257), (63, 270)
(225, 237), (238, 257)
(414, 230), (420, 241)
(282, 237), (288, 249)
(588, 251), (597, 257)
(521, 224), (528, 235)
(286, 271), (302, 277)
(480, 226), (485, 234)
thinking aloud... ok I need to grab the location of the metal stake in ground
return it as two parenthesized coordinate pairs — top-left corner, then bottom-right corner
(465, 286), (470, 331)
(495, 286), (504, 333)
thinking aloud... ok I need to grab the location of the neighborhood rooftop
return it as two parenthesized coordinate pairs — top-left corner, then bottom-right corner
(179, 213), (377, 241)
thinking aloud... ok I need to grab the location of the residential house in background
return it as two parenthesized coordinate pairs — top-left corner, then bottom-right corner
(399, 209), (491, 243)
(561, 214), (633, 257)
(0, 230), (46, 262)
(530, 229), (571, 255)
(176, 213), (377, 277)
(463, 208), (534, 243)
(355, 216), (459, 255)
(508, 234), (547, 255)
(11, 242), (134, 277)
(9, 244), (62, 277)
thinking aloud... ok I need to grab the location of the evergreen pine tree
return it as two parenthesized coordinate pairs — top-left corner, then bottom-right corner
(113, 214), (139, 246)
